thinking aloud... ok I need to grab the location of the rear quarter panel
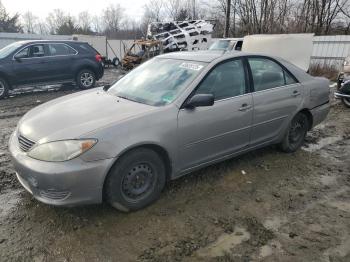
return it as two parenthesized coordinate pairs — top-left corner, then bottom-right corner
(303, 77), (330, 109)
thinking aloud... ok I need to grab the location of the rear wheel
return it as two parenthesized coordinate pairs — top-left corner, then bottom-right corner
(105, 148), (166, 212)
(341, 97), (350, 108)
(280, 113), (309, 153)
(76, 69), (96, 89)
(0, 78), (9, 99)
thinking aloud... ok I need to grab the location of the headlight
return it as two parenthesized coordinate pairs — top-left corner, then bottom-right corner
(28, 139), (97, 162)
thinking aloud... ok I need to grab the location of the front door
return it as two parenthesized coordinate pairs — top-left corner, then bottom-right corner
(177, 58), (253, 171)
(12, 44), (52, 85)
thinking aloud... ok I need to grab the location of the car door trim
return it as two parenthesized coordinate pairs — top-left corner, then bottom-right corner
(252, 83), (302, 95)
(12, 43), (78, 61)
(184, 124), (252, 148)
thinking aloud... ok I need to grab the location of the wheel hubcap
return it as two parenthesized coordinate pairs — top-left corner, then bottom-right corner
(289, 117), (306, 144)
(80, 72), (93, 87)
(121, 164), (155, 201)
(0, 81), (5, 96)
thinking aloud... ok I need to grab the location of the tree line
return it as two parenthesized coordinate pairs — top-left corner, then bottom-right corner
(0, 0), (349, 39)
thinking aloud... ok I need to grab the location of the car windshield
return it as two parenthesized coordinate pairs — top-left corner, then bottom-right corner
(0, 42), (23, 59)
(108, 58), (206, 106)
(209, 40), (233, 50)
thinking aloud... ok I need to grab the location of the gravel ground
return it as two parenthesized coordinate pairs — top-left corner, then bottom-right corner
(0, 73), (349, 262)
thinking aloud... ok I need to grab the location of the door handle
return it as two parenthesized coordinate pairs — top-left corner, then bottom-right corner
(292, 90), (301, 97)
(238, 103), (252, 111)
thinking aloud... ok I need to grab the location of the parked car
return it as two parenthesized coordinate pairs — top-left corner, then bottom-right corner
(209, 38), (244, 52)
(0, 40), (104, 99)
(9, 51), (330, 212)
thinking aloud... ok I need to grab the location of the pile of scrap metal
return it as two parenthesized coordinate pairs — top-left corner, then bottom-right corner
(121, 20), (214, 70)
(147, 20), (214, 52)
(121, 39), (163, 70)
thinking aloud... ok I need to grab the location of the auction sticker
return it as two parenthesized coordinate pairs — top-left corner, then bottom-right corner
(179, 63), (204, 71)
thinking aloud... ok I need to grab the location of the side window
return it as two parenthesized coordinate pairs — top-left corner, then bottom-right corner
(30, 45), (45, 57)
(285, 71), (297, 85)
(15, 47), (30, 58)
(195, 59), (246, 100)
(48, 44), (76, 56)
(248, 58), (289, 91)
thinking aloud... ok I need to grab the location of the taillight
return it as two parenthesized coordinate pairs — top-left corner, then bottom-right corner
(95, 54), (102, 62)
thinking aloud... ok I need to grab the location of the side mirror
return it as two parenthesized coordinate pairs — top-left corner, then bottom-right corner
(185, 94), (214, 109)
(14, 56), (22, 62)
(103, 84), (111, 91)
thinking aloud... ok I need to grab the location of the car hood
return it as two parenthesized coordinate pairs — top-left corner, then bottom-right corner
(18, 88), (156, 143)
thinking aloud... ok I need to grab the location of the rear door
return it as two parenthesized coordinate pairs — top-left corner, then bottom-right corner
(247, 56), (302, 146)
(45, 43), (77, 81)
(177, 58), (253, 171)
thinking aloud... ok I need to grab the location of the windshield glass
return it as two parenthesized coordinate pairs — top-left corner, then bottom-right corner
(0, 42), (23, 59)
(108, 58), (206, 106)
(209, 40), (234, 51)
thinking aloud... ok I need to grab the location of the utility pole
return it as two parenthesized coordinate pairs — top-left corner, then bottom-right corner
(224, 0), (231, 38)
(192, 0), (196, 20)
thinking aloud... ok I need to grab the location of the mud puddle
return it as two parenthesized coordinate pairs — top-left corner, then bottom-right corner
(0, 189), (22, 219)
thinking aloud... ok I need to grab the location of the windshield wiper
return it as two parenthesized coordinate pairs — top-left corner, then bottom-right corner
(117, 95), (131, 101)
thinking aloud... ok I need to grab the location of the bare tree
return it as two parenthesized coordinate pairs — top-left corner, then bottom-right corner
(78, 11), (92, 33)
(102, 4), (125, 37)
(36, 21), (49, 35)
(22, 11), (38, 34)
(0, 0), (21, 32)
(92, 15), (103, 34)
(46, 9), (67, 34)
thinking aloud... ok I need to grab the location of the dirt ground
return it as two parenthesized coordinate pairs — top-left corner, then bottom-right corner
(0, 70), (349, 262)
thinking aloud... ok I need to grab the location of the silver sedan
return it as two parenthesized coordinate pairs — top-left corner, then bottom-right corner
(9, 51), (330, 212)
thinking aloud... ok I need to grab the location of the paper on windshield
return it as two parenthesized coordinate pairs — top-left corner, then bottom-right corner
(180, 63), (204, 71)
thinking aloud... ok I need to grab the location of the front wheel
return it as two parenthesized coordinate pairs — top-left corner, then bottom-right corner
(0, 78), (9, 99)
(341, 97), (350, 108)
(105, 148), (166, 212)
(76, 69), (96, 90)
(280, 113), (309, 153)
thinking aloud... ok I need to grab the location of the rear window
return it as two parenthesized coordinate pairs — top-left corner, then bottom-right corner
(48, 43), (77, 56)
(77, 43), (98, 54)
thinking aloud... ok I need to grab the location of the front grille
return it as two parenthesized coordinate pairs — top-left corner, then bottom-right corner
(18, 134), (36, 152)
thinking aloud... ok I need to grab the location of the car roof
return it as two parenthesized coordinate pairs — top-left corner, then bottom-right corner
(158, 50), (229, 63)
(157, 50), (248, 63)
(214, 38), (244, 41)
(15, 40), (87, 45)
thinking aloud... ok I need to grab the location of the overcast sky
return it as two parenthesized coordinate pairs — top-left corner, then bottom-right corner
(2, 0), (145, 20)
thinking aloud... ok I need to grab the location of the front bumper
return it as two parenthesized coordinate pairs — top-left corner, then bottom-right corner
(9, 131), (115, 207)
(334, 91), (350, 99)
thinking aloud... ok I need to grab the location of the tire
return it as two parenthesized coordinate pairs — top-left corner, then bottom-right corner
(76, 69), (96, 90)
(105, 148), (166, 212)
(341, 97), (350, 108)
(112, 57), (120, 67)
(280, 113), (309, 153)
(0, 77), (9, 99)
